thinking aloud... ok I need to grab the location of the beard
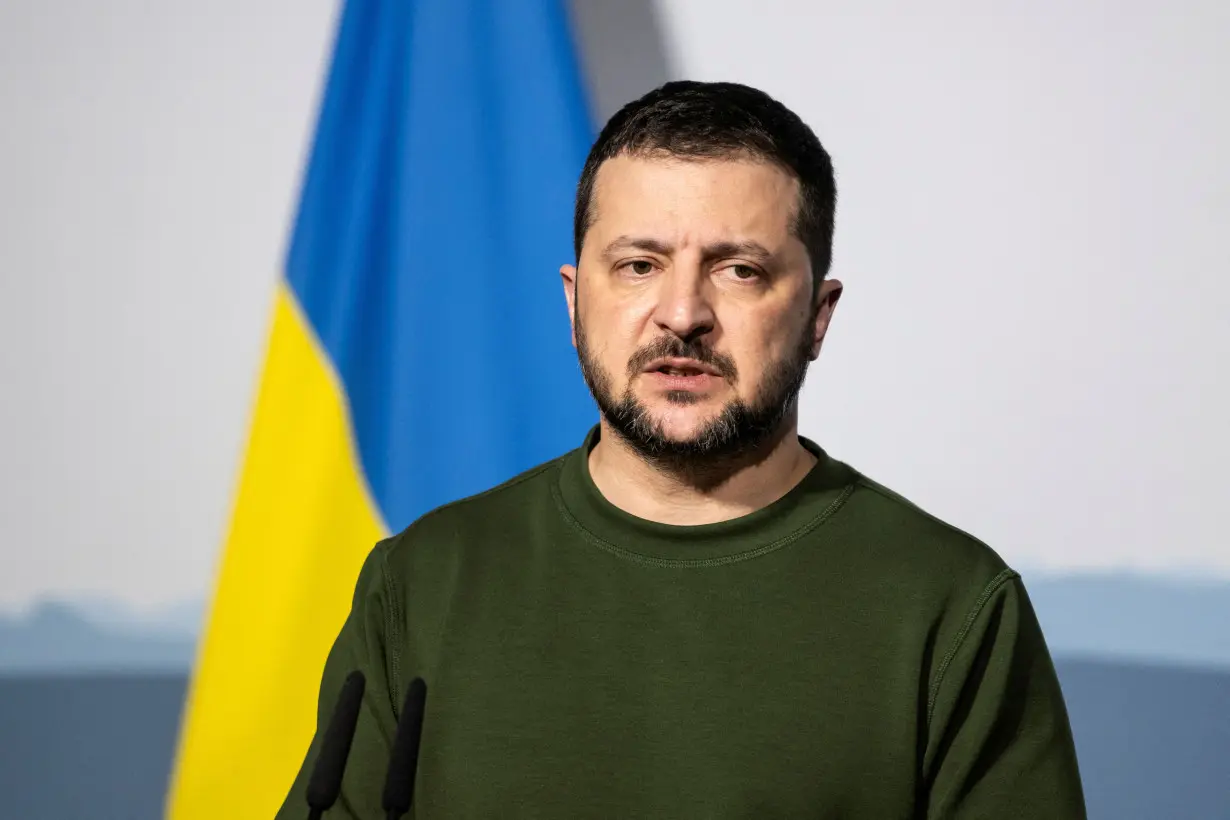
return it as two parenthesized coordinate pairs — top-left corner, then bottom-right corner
(574, 307), (816, 471)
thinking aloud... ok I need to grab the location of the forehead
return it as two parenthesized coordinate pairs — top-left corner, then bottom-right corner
(588, 153), (800, 245)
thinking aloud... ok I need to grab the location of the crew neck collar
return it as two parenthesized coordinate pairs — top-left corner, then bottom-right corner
(552, 426), (857, 565)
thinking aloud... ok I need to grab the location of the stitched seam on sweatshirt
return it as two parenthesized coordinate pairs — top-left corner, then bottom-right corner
(855, 477), (990, 549)
(379, 544), (403, 715)
(551, 481), (856, 568)
(925, 568), (1019, 730)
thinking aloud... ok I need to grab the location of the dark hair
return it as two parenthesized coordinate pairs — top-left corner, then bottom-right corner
(573, 80), (837, 285)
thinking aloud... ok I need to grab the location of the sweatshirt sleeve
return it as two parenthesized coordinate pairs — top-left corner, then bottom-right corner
(275, 540), (402, 820)
(923, 570), (1087, 819)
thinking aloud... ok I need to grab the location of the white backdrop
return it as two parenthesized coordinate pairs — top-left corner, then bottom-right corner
(1, 0), (1227, 612)
(0, 0), (339, 611)
(659, 0), (1230, 579)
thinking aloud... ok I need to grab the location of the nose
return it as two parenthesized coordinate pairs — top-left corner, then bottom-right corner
(651, 267), (715, 343)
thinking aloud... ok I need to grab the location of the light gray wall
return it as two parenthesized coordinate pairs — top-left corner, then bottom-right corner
(1, 0), (1227, 612)
(658, 0), (1230, 578)
(0, 1), (340, 611)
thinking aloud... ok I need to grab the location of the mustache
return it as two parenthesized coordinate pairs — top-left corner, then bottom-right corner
(626, 336), (739, 381)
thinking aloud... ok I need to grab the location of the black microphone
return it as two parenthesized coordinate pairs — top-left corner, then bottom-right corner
(306, 670), (366, 820)
(382, 677), (428, 820)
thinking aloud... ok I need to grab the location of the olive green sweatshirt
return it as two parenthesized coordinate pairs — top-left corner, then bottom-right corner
(276, 428), (1086, 818)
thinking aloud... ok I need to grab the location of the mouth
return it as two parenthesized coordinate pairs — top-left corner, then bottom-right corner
(642, 358), (722, 390)
(644, 358), (721, 378)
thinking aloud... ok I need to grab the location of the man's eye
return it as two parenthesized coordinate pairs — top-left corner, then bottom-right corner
(628, 260), (654, 275)
(731, 264), (758, 280)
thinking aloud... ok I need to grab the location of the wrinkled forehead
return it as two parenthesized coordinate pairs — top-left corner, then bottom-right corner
(586, 153), (803, 249)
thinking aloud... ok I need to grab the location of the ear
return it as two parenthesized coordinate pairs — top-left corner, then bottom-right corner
(809, 278), (843, 360)
(560, 263), (579, 347)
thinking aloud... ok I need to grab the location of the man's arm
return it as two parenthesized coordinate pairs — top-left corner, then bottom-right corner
(275, 541), (402, 820)
(923, 570), (1087, 819)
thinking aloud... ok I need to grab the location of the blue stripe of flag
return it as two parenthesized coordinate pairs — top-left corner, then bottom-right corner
(285, 0), (597, 530)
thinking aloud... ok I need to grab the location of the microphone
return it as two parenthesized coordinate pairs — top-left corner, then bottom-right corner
(382, 677), (428, 820)
(305, 670), (366, 820)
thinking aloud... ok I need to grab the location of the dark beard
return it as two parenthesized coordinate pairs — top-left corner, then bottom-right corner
(575, 308), (815, 474)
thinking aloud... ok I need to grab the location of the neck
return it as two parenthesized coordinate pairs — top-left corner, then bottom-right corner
(587, 414), (818, 526)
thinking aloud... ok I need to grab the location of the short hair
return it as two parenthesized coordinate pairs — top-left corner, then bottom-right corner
(573, 81), (837, 286)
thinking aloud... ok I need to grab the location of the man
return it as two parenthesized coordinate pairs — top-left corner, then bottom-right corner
(277, 81), (1086, 818)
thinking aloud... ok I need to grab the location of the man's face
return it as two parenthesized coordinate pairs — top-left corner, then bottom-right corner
(563, 153), (841, 463)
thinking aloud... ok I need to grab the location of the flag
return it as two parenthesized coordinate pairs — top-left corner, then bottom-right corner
(166, 1), (596, 816)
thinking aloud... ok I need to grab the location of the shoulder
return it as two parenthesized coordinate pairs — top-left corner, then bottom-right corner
(832, 465), (1043, 699)
(379, 450), (570, 571)
(824, 461), (1027, 651)
(837, 467), (1017, 592)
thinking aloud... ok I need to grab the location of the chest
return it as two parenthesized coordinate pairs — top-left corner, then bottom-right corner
(404, 564), (926, 818)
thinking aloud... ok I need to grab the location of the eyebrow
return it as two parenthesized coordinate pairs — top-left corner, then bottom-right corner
(600, 235), (776, 263)
(601, 235), (673, 258)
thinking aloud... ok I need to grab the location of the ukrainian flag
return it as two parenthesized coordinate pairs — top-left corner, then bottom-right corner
(166, 1), (596, 816)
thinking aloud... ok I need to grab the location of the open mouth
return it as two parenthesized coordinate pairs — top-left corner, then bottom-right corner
(643, 359), (721, 390)
(645, 357), (720, 378)
(655, 365), (707, 376)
